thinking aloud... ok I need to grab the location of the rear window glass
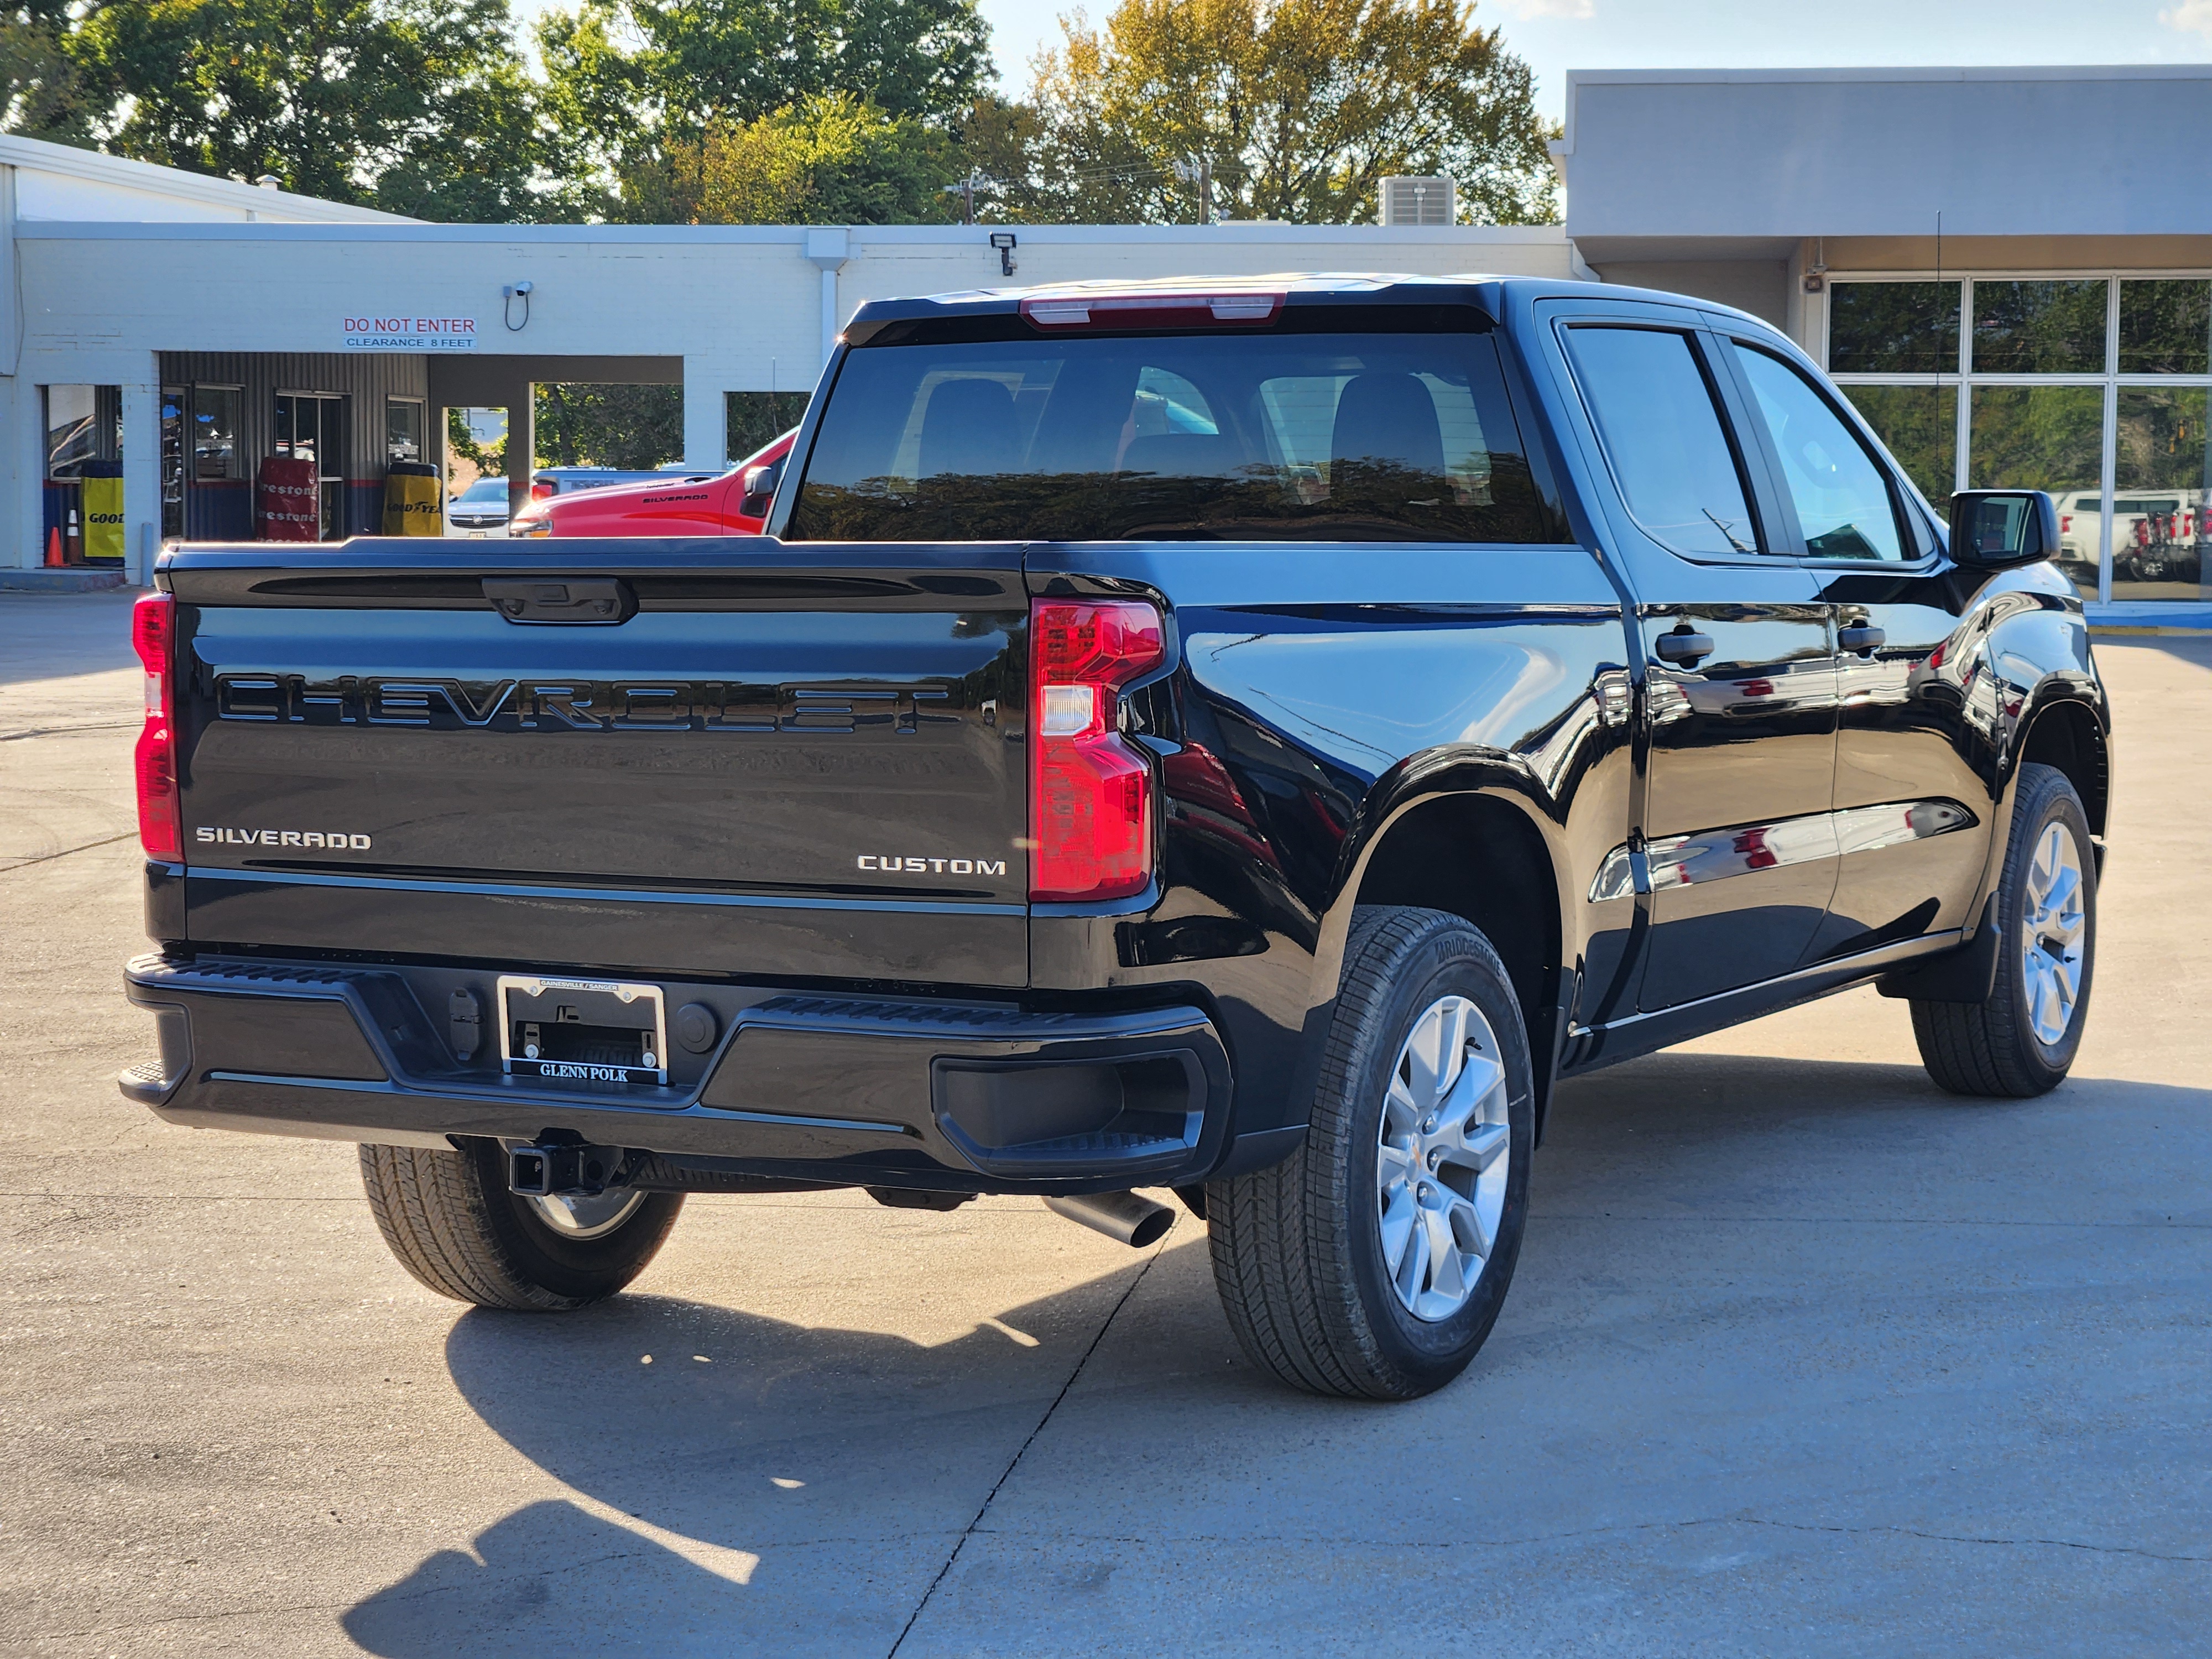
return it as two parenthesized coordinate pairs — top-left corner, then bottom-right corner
(784, 330), (1561, 543)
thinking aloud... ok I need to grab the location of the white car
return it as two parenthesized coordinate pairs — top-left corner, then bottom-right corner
(445, 476), (513, 538)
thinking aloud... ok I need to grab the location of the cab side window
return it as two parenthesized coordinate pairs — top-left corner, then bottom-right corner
(1563, 325), (1761, 557)
(1730, 343), (1907, 561)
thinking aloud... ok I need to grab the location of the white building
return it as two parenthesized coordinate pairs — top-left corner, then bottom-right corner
(8, 62), (2211, 616)
(0, 135), (1569, 583)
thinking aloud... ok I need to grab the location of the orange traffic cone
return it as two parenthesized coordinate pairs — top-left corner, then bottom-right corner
(44, 525), (62, 567)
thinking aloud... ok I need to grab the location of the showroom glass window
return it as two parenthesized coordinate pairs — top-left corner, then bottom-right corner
(1827, 275), (2212, 603)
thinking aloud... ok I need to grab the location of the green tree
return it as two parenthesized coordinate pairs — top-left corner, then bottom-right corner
(536, 0), (990, 217)
(0, 0), (98, 145)
(534, 382), (685, 468)
(53, 0), (575, 221)
(446, 406), (505, 475)
(1010, 0), (1554, 225)
(638, 90), (958, 224)
(727, 390), (808, 460)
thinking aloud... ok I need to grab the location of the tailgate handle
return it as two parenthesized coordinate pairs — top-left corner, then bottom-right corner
(483, 577), (636, 625)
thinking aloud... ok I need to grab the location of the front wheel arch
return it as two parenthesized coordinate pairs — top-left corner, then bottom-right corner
(2015, 695), (2109, 841)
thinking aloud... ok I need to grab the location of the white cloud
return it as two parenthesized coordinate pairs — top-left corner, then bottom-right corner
(1505, 0), (1595, 17)
(2162, 0), (2212, 39)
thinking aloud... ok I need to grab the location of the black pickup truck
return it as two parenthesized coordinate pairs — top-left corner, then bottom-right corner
(122, 276), (2109, 1400)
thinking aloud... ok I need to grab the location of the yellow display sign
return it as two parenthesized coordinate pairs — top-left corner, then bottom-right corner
(81, 476), (126, 564)
(383, 471), (444, 536)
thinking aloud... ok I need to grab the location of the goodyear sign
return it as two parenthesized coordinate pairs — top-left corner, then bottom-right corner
(383, 472), (444, 535)
(82, 476), (126, 562)
(342, 315), (478, 351)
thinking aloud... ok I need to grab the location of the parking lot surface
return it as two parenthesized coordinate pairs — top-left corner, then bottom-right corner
(2, 591), (2207, 1656)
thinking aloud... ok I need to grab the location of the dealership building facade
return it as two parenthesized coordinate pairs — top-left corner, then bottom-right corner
(4, 63), (2209, 614)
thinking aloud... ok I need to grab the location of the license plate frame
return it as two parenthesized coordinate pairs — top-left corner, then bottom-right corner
(496, 974), (669, 1087)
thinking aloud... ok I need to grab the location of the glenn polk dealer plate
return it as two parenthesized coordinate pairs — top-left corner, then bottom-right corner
(496, 975), (669, 1087)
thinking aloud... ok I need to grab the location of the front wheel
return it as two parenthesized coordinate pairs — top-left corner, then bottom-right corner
(1912, 761), (2096, 1097)
(1206, 906), (1535, 1400)
(358, 1138), (684, 1311)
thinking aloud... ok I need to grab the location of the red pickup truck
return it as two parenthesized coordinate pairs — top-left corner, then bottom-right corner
(508, 430), (797, 538)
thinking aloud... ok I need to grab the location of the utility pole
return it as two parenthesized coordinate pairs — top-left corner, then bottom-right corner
(939, 169), (993, 226)
(1173, 155), (1213, 225)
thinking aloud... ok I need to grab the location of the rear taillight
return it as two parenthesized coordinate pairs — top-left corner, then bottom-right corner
(131, 591), (180, 860)
(529, 481), (555, 501)
(1029, 598), (1165, 902)
(2060, 514), (2072, 533)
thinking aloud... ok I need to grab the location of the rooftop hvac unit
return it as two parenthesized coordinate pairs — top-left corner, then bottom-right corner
(1379, 175), (1455, 226)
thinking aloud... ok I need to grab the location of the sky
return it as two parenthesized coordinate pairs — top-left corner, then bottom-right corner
(967, 0), (2212, 122)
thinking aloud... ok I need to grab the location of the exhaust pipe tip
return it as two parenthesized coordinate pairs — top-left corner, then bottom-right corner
(1043, 1190), (1176, 1248)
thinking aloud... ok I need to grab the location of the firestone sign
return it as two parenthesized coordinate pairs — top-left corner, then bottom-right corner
(341, 315), (479, 351)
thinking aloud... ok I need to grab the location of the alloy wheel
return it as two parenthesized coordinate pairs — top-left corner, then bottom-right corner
(2021, 820), (2087, 1048)
(1375, 994), (1512, 1322)
(526, 1187), (648, 1240)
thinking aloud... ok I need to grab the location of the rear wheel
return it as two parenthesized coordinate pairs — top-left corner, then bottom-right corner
(358, 1138), (683, 1311)
(1206, 906), (1534, 1400)
(1912, 761), (2096, 1097)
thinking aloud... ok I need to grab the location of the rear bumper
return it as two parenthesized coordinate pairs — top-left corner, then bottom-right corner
(121, 954), (1279, 1194)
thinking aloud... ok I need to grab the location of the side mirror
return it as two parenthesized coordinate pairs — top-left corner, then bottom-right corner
(738, 462), (779, 519)
(1948, 489), (2060, 567)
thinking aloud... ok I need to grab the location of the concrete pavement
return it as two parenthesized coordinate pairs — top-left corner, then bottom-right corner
(2, 591), (2206, 1655)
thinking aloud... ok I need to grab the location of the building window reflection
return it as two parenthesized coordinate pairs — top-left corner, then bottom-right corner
(1829, 273), (2212, 604)
(1829, 283), (1960, 375)
(2114, 387), (2210, 600)
(2118, 280), (2211, 375)
(1970, 281), (2108, 375)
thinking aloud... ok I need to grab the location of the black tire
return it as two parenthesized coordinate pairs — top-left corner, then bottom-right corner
(1912, 761), (2097, 1097)
(1206, 906), (1535, 1400)
(358, 1138), (684, 1311)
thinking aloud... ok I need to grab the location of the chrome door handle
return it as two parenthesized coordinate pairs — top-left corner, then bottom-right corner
(1838, 624), (1885, 655)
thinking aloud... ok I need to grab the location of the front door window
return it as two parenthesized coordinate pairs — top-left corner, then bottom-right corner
(1730, 343), (1906, 561)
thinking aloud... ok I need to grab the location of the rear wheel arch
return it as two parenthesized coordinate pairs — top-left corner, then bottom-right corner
(1342, 791), (1567, 1128)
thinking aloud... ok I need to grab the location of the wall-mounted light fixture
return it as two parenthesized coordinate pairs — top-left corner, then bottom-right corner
(1802, 237), (1829, 295)
(503, 280), (534, 331)
(989, 232), (1018, 278)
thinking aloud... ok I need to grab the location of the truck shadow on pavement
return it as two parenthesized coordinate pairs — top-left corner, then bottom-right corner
(343, 1047), (2193, 1654)
(343, 1241), (1204, 1656)
(343, 1498), (728, 1655)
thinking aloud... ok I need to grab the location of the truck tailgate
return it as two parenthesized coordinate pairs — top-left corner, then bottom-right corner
(164, 543), (1029, 987)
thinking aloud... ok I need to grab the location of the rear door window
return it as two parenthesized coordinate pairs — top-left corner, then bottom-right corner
(786, 327), (1561, 543)
(1562, 325), (1761, 557)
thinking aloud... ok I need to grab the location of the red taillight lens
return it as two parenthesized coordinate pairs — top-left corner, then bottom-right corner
(132, 591), (181, 860)
(2060, 514), (2072, 533)
(529, 481), (555, 501)
(1029, 599), (1165, 902)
